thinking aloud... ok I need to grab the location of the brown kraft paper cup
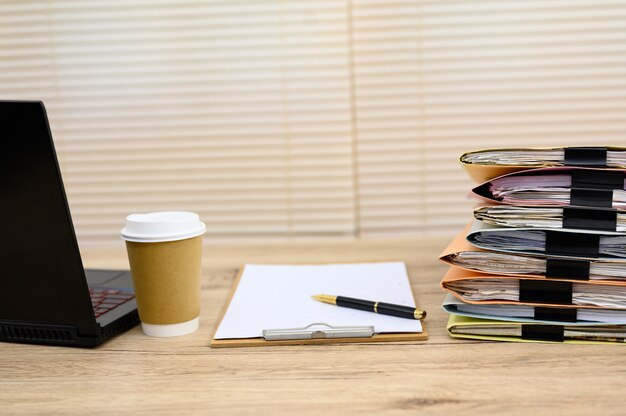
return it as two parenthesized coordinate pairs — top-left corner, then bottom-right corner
(125, 236), (203, 326)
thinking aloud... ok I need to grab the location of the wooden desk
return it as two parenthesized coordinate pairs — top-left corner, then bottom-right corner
(2, 238), (624, 415)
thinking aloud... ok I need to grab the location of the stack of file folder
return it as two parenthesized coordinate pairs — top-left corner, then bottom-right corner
(440, 146), (626, 343)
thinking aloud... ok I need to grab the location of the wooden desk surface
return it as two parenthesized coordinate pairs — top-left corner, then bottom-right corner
(2, 238), (625, 415)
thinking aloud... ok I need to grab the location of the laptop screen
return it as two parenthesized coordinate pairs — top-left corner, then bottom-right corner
(0, 101), (97, 333)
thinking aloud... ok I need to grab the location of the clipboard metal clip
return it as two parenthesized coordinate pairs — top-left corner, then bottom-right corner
(262, 322), (374, 341)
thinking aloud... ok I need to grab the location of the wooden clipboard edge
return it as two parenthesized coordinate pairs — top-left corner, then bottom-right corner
(210, 264), (247, 348)
(209, 261), (429, 348)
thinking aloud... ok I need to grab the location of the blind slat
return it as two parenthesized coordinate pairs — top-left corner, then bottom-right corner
(2, 0), (625, 244)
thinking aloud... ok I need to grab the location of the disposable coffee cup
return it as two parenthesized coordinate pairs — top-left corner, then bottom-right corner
(121, 211), (206, 337)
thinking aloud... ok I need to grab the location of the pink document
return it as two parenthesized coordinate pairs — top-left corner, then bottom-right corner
(471, 167), (626, 208)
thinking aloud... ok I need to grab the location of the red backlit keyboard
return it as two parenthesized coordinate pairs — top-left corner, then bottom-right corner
(89, 288), (135, 318)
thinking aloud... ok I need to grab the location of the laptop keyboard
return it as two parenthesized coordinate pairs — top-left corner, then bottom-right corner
(89, 288), (135, 318)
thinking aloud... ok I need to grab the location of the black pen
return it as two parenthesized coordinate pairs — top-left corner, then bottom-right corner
(312, 294), (426, 320)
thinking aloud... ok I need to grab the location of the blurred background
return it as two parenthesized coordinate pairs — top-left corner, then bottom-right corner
(2, 0), (625, 246)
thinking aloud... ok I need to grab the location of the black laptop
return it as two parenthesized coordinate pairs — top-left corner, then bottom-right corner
(0, 101), (139, 347)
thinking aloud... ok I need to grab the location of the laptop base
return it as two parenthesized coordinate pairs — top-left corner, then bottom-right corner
(0, 269), (139, 348)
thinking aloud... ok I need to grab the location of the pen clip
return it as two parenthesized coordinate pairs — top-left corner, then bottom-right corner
(262, 322), (374, 341)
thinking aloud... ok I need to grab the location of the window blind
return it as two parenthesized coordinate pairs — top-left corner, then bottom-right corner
(1, 0), (625, 246)
(352, 0), (626, 236)
(1, 1), (357, 244)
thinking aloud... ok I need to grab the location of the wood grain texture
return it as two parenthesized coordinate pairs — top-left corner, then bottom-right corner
(2, 238), (625, 415)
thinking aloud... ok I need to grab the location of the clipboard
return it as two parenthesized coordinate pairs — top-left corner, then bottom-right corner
(210, 263), (429, 348)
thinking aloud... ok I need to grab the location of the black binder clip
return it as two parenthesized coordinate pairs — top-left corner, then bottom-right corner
(534, 306), (577, 322)
(564, 147), (607, 168)
(569, 169), (624, 208)
(570, 188), (614, 208)
(545, 258), (590, 281)
(519, 279), (573, 304)
(521, 324), (564, 342)
(545, 230), (600, 259)
(562, 206), (617, 232)
(571, 169), (624, 190)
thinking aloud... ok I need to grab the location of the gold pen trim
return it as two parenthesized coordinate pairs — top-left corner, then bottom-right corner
(374, 302), (378, 313)
(414, 309), (427, 320)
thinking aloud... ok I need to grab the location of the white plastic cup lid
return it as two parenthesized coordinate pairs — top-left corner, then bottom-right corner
(120, 211), (206, 243)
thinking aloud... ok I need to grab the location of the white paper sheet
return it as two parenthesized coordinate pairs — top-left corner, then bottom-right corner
(487, 174), (626, 207)
(214, 262), (422, 339)
(462, 149), (626, 167)
(474, 205), (626, 232)
(446, 250), (626, 280)
(445, 294), (626, 324)
(446, 279), (626, 309)
(468, 221), (626, 258)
